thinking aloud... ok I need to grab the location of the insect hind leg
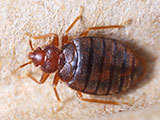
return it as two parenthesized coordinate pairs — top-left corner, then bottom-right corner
(80, 19), (132, 37)
(76, 91), (130, 105)
(80, 25), (123, 37)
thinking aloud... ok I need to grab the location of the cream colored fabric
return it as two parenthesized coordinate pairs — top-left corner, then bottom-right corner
(0, 0), (160, 119)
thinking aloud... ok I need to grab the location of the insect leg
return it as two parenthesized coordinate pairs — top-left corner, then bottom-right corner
(26, 32), (59, 46)
(76, 91), (129, 105)
(62, 34), (68, 47)
(81, 25), (123, 37)
(52, 71), (60, 101)
(65, 6), (83, 35)
(62, 6), (84, 47)
(27, 72), (50, 84)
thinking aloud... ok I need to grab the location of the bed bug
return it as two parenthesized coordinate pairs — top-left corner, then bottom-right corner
(18, 7), (146, 105)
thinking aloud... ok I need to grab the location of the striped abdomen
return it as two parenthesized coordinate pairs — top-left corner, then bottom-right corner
(58, 37), (145, 95)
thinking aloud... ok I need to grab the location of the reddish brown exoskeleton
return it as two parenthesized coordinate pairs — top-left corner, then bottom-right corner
(18, 7), (146, 105)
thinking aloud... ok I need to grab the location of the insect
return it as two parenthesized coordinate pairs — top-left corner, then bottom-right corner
(18, 7), (146, 105)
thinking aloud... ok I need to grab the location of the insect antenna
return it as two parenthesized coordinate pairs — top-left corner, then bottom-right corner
(15, 61), (32, 72)
(29, 39), (35, 51)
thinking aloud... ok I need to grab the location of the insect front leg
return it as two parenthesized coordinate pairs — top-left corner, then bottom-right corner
(27, 72), (50, 84)
(52, 71), (61, 101)
(26, 32), (59, 47)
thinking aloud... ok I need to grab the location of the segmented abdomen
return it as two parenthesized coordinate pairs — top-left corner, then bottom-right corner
(58, 37), (145, 95)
